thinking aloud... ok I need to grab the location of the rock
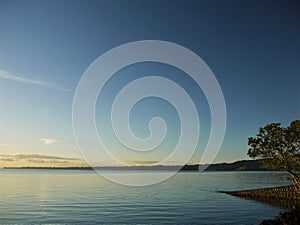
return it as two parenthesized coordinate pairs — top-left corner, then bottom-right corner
(260, 208), (300, 225)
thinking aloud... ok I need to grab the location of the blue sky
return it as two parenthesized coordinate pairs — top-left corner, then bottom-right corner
(0, 0), (299, 166)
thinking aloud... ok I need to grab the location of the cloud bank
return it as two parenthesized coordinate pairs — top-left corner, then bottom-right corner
(0, 154), (87, 167)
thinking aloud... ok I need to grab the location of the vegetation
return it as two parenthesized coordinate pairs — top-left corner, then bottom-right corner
(248, 120), (300, 192)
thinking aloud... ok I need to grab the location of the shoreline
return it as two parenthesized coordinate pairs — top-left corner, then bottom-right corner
(260, 208), (300, 225)
(225, 185), (300, 224)
(1, 159), (273, 171)
(225, 184), (299, 209)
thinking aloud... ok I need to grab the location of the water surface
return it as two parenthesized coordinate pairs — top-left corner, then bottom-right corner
(0, 170), (291, 224)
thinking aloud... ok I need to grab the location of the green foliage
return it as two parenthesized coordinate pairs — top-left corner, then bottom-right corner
(248, 120), (300, 188)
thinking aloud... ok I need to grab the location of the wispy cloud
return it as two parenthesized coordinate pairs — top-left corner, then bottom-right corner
(0, 154), (86, 167)
(0, 154), (80, 160)
(40, 138), (60, 145)
(0, 69), (69, 91)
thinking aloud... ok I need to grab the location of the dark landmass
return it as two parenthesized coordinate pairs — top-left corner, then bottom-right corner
(205, 159), (269, 171)
(3, 159), (271, 171)
(260, 208), (300, 225)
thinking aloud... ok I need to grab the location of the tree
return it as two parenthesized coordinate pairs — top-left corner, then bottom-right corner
(247, 120), (300, 192)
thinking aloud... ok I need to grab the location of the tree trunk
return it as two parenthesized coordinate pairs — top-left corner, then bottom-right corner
(288, 171), (300, 194)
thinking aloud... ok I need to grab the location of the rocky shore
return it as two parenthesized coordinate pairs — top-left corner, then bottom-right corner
(227, 185), (299, 200)
(225, 185), (299, 224)
(226, 185), (300, 209)
(260, 208), (300, 225)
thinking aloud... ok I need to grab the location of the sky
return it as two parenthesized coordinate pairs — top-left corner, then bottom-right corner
(0, 0), (299, 167)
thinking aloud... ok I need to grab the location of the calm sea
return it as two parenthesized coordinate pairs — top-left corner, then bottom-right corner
(0, 169), (292, 224)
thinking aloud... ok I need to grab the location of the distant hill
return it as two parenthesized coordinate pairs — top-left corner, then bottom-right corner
(4, 160), (272, 171)
(205, 159), (270, 171)
(178, 160), (269, 171)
